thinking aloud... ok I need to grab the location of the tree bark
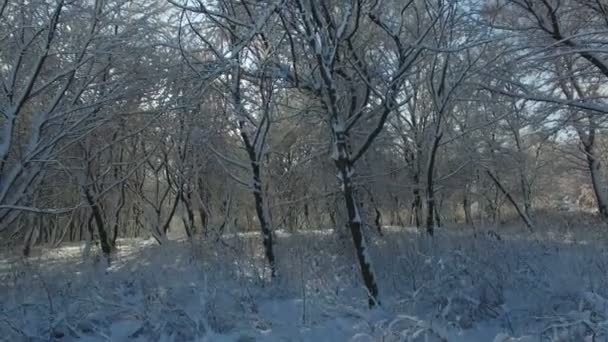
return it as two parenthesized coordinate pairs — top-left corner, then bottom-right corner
(250, 158), (276, 278)
(111, 183), (126, 246)
(434, 201), (442, 228)
(425, 133), (442, 236)
(179, 190), (196, 238)
(231, 57), (276, 278)
(84, 188), (114, 258)
(237, 123), (275, 277)
(511, 118), (534, 220)
(196, 178), (210, 237)
(411, 184), (422, 229)
(364, 186), (383, 235)
(333, 130), (380, 307)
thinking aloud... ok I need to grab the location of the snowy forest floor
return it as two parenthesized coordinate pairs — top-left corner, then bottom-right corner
(2, 219), (608, 341)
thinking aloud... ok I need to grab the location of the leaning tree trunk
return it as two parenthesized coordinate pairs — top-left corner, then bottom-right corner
(486, 170), (534, 230)
(333, 129), (380, 307)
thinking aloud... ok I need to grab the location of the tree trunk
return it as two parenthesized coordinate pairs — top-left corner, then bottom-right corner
(463, 194), (473, 225)
(199, 208), (208, 237)
(23, 216), (38, 257)
(511, 119), (534, 221)
(133, 204), (143, 238)
(196, 178), (210, 237)
(411, 185), (422, 229)
(111, 183), (126, 246)
(486, 170), (534, 230)
(364, 186), (383, 235)
(374, 208), (382, 235)
(521, 178), (532, 219)
(582, 133), (608, 219)
(239, 120), (275, 277)
(250, 161), (276, 278)
(84, 188), (114, 257)
(333, 130), (380, 307)
(391, 196), (399, 226)
(425, 134), (442, 236)
(304, 203), (311, 229)
(434, 201), (442, 228)
(328, 201), (337, 228)
(180, 190), (196, 238)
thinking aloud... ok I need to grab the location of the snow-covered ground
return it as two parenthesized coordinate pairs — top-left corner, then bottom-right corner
(2, 223), (608, 341)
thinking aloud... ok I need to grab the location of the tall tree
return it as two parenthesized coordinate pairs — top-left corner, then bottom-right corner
(280, 0), (445, 306)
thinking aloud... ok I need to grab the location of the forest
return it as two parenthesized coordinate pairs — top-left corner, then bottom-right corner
(1, 0), (608, 341)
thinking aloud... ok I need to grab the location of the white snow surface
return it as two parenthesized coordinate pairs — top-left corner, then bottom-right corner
(2, 224), (608, 341)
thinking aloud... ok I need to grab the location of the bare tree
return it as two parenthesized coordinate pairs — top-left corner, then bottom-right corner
(0, 0), (169, 239)
(482, 0), (608, 218)
(170, 0), (286, 277)
(278, 0), (447, 306)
